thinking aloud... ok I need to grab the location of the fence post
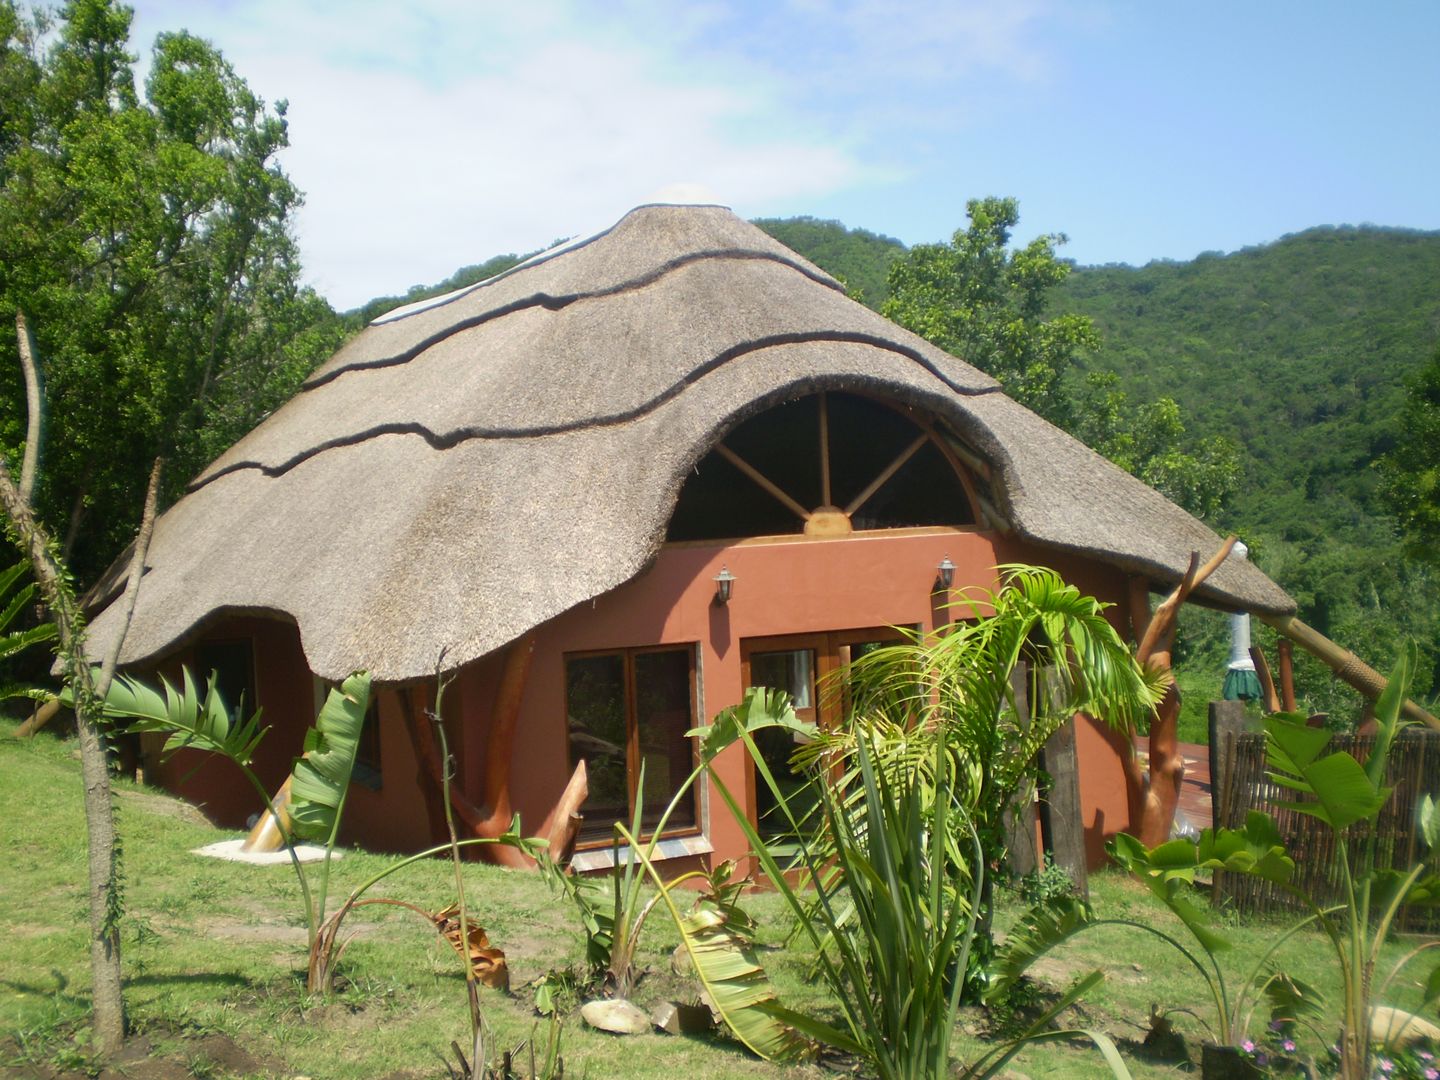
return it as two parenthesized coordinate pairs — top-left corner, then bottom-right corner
(1208, 700), (1246, 905)
(1039, 718), (1089, 902)
(1208, 700), (1246, 829)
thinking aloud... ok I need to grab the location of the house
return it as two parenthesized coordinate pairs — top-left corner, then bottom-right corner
(82, 203), (1295, 870)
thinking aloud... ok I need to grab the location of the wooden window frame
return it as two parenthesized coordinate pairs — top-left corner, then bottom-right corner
(670, 391), (985, 544)
(565, 643), (702, 848)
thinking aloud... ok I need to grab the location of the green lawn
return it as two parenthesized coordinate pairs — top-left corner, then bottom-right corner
(1, 718), (1433, 1078)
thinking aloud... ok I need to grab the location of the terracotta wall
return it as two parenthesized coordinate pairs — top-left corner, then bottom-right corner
(140, 615), (433, 851)
(139, 528), (1140, 868)
(460, 526), (1137, 870)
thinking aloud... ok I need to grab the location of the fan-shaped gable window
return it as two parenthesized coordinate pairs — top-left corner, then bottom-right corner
(666, 392), (978, 543)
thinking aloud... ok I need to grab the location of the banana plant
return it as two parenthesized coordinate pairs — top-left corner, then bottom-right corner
(1018, 645), (1440, 1078)
(98, 667), (372, 991)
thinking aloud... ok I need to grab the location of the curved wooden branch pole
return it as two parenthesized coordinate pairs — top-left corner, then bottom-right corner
(1258, 613), (1439, 730)
(396, 636), (589, 868)
(1134, 536), (1238, 846)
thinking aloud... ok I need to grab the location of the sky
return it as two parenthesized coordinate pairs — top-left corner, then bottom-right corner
(126, 0), (1440, 311)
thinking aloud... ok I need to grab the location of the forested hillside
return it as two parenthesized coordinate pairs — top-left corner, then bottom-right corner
(753, 218), (1440, 719)
(1056, 228), (1440, 718)
(1058, 227), (1440, 542)
(750, 216), (905, 308)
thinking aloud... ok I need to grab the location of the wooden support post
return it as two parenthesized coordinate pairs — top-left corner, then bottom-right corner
(1277, 640), (1296, 712)
(1208, 700), (1246, 904)
(1135, 539), (1238, 847)
(1039, 719), (1088, 901)
(1002, 665), (1038, 878)
(1258, 613), (1440, 730)
(14, 695), (61, 738)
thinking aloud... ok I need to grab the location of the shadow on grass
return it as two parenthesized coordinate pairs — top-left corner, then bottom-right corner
(125, 971), (252, 990)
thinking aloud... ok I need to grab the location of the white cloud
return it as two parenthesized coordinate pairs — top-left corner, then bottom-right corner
(128, 0), (891, 308)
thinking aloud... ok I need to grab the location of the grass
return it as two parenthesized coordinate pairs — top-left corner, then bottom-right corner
(2, 717), (1435, 1078)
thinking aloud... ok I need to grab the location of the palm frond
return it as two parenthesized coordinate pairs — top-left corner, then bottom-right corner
(99, 667), (266, 765)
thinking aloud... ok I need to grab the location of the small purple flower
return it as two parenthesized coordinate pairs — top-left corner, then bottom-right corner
(1242, 1039), (1256, 1053)
(1269, 1019), (1285, 1032)
(1378, 1059), (1394, 1074)
(1424, 1067), (1439, 1080)
(1283, 1039), (1297, 1053)
(1255, 1053), (1268, 1068)
(1424, 1051), (1437, 1062)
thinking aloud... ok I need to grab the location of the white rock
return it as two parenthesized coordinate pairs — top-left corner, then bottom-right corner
(580, 998), (651, 1035)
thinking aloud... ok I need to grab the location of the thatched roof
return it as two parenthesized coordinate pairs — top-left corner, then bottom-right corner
(84, 203), (1293, 682)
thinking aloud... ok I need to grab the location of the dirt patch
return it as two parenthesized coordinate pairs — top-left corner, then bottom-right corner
(116, 788), (215, 830)
(204, 915), (308, 946)
(1, 1029), (285, 1080)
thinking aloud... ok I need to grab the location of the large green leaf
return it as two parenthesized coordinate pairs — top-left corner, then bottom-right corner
(98, 666), (265, 764)
(1107, 822), (1301, 955)
(288, 672), (370, 841)
(1265, 717), (1387, 829)
(632, 852), (832, 1063)
(687, 685), (810, 764)
(1365, 642), (1417, 789)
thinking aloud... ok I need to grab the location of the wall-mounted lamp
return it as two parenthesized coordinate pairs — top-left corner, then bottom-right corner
(934, 555), (955, 593)
(713, 565), (736, 605)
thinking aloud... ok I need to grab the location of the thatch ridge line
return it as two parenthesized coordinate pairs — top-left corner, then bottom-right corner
(306, 248), (846, 391)
(367, 202), (739, 325)
(191, 330), (1003, 493)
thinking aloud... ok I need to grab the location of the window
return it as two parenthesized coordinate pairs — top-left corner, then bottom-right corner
(566, 646), (698, 843)
(742, 629), (908, 844)
(666, 391), (978, 542)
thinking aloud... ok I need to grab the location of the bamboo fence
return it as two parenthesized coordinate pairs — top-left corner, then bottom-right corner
(1213, 730), (1440, 934)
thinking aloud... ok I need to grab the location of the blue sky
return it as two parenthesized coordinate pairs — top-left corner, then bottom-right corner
(127, 0), (1440, 310)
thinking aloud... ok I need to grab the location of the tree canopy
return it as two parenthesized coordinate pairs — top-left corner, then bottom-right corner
(881, 196), (1097, 429)
(0, 0), (349, 581)
(1378, 347), (1440, 566)
(878, 197), (1240, 522)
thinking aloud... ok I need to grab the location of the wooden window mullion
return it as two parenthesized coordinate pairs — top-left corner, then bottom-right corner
(625, 652), (640, 822)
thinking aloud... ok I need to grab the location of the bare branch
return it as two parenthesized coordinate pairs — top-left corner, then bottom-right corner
(96, 457), (163, 699)
(15, 312), (42, 508)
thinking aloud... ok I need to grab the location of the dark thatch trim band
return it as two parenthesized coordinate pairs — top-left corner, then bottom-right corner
(305, 248), (846, 391)
(192, 331), (1003, 493)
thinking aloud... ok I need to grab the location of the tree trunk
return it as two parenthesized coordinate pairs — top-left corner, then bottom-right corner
(0, 462), (125, 1054)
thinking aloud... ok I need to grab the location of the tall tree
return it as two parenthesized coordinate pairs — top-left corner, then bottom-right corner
(0, 0), (348, 582)
(882, 196), (1095, 429)
(882, 196), (1240, 522)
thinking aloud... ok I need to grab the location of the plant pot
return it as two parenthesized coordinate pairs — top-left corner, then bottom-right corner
(1201, 1044), (1265, 1080)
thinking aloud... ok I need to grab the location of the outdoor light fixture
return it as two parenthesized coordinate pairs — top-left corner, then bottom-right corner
(935, 555), (955, 592)
(713, 566), (736, 605)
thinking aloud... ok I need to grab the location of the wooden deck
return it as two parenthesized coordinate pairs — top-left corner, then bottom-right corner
(1133, 736), (1213, 833)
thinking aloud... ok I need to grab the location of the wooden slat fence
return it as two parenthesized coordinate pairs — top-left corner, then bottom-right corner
(1213, 729), (1440, 933)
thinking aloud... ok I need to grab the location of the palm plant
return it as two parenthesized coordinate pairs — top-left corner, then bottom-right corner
(807, 565), (1166, 992)
(97, 667), (372, 990)
(632, 686), (1133, 1079)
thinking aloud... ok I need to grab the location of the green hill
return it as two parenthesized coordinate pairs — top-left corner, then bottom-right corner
(752, 216), (905, 308)
(1058, 226), (1440, 541)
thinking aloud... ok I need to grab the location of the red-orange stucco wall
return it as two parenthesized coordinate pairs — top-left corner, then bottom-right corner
(140, 529), (1141, 869)
(462, 526), (1138, 871)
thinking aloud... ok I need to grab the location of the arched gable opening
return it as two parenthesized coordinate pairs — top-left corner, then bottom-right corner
(666, 391), (980, 543)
